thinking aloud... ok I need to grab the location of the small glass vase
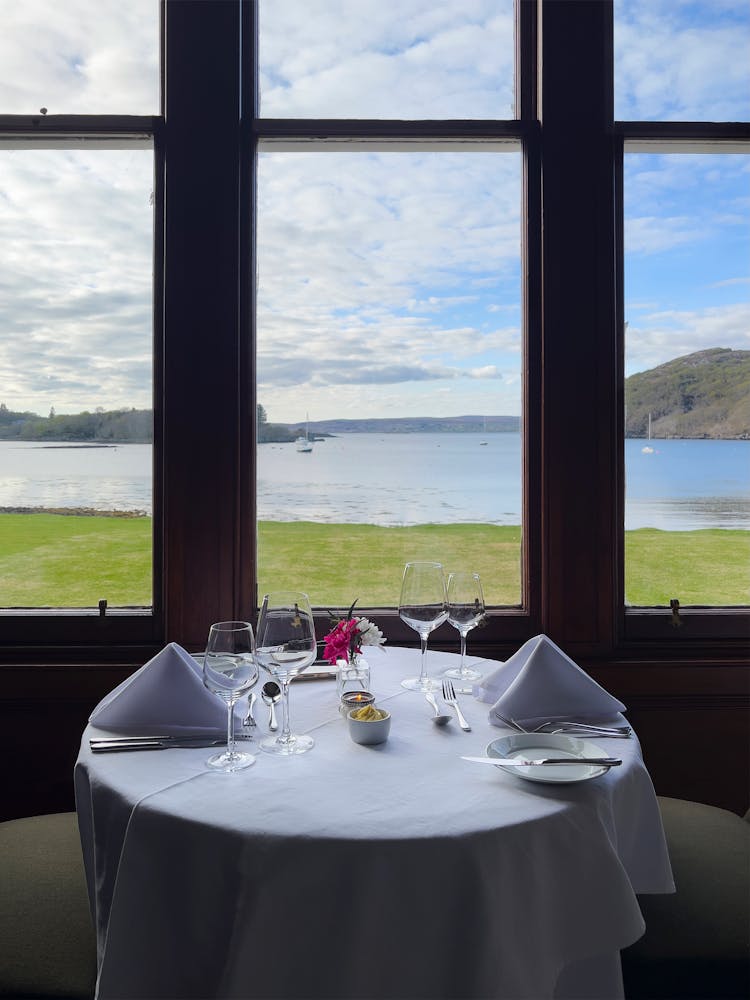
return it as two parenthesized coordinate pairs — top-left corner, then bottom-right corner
(336, 654), (371, 701)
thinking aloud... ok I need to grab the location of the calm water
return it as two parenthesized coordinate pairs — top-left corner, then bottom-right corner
(0, 435), (748, 531)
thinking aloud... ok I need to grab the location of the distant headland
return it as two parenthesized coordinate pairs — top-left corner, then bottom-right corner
(1, 347), (747, 443)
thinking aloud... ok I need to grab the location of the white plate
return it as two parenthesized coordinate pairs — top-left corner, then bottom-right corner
(486, 732), (610, 784)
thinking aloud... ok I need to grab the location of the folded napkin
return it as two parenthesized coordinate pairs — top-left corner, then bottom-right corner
(475, 634), (626, 727)
(89, 642), (230, 735)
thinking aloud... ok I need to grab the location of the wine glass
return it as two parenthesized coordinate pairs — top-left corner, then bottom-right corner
(202, 621), (259, 771)
(398, 561), (449, 691)
(255, 591), (317, 756)
(444, 571), (486, 682)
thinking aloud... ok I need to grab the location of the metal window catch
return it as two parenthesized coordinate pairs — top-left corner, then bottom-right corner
(670, 599), (681, 628)
(99, 599), (108, 618)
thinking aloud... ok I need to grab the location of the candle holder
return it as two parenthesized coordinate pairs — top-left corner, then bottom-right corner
(339, 690), (376, 717)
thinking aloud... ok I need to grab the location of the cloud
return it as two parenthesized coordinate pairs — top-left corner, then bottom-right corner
(259, 0), (515, 119)
(625, 302), (750, 375)
(0, 148), (153, 413)
(0, 0), (158, 114)
(615, 0), (750, 121)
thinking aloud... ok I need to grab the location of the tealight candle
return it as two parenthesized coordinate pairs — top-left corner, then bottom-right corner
(339, 690), (376, 717)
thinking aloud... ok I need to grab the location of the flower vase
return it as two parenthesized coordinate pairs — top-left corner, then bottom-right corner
(336, 654), (371, 700)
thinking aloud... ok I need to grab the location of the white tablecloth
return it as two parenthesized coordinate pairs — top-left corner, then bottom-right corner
(75, 647), (674, 1000)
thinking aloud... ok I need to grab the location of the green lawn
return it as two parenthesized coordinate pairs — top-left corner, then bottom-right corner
(0, 513), (748, 608)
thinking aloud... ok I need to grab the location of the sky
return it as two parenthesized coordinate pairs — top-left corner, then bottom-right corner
(0, 0), (748, 422)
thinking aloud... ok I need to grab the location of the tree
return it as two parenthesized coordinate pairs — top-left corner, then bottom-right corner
(257, 403), (267, 425)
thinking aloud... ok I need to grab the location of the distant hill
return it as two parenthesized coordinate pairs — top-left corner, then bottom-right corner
(280, 415), (521, 435)
(625, 348), (750, 440)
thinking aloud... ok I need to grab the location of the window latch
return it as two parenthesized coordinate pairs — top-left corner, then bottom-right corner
(99, 599), (108, 618)
(669, 598), (681, 628)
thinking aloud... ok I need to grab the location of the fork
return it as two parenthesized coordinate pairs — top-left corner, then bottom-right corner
(441, 678), (471, 732)
(497, 714), (630, 737)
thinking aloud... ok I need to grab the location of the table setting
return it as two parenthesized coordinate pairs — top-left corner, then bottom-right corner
(75, 565), (674, 1000)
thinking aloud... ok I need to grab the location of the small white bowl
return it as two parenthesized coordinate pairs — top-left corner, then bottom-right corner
(347, 708), (391, 745)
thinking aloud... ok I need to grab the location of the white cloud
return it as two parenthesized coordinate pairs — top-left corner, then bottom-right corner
(615, 0), (750, 121)
(625, 303), (750, 375)
(259, 0), (514, 119)
(0, 0), (158, 114)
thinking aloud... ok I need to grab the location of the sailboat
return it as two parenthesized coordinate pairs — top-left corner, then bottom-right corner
(642, 413), (654, 454)
(296, 414), (313, 453)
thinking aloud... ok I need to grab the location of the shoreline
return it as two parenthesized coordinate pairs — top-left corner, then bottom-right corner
(0, 506), (148, 518)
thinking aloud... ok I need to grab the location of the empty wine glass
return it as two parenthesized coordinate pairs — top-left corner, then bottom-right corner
(398, 561), (448, 691)
(444, 571), (486, 682)
(202, 621), (259, 771)
(255, 591), (317, 756)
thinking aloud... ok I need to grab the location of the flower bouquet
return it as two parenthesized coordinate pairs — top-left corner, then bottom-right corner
(322, 600), (386, 699)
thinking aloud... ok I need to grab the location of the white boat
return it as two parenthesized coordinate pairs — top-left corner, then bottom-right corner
(642, 413), (654, 454)
(296, 415), (313, 453)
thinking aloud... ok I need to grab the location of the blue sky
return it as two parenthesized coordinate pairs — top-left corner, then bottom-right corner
(0, 0), (747, 421)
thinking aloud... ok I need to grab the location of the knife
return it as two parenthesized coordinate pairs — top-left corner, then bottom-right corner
(461, 755), (622, 767)
(90, 737), (232, 753)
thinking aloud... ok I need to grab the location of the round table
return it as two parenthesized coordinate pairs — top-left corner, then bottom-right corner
(75, 646), (673, 999)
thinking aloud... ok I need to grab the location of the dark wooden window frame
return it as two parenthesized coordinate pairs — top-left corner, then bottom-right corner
(0, 0), (746, 671)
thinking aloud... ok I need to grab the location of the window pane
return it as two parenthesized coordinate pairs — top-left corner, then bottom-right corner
(256, 147), (522, 609)
(258, 0), (515, 120)
(0, 147), (154, 608)
(623, 151), (750, 607)
(0, 0), (159, 115)
(614, 0), (750, 122)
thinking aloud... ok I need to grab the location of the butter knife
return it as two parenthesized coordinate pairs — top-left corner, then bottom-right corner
(90, 734), (252, 751)
(462, 755), (622, 767)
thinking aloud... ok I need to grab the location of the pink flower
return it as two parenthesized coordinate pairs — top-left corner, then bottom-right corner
(322, 617), (361, 665)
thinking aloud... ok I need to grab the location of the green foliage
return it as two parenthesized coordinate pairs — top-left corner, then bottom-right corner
(625, 348), (750, 439)
(0, 405), (152, 442)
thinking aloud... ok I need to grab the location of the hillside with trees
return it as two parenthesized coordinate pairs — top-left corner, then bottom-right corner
(0, 405), (152, 442)
(625, 348), (750, 440)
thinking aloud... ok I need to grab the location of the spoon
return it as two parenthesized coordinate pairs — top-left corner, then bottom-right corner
(425, 692), (452, 727)
(262, 681), (281, 731)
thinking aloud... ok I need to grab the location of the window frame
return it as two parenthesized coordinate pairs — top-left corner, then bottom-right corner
(0, 0), (746, 668)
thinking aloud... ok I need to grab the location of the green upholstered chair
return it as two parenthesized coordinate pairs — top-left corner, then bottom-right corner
(622, 796), (750, 1000)
(0, 812), (96, 999)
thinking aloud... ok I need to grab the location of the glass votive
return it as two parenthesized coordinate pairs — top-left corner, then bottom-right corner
(339, 690), (376, 717)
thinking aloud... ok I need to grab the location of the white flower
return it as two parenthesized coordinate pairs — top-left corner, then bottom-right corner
(355, 616), (386, 648)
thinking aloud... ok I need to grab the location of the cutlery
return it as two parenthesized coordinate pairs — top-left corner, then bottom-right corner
(242, 692), (257, 730)
(261, 681), (281, 731)
(90, 737), (233, 753)
(494, 714), (630, 737)
(90, 733), (253, 746)
(424, 692), (452, 727)
(533, 721), (631, 736)
(441, 678), (471, 732)
(462, 755), (622, 768)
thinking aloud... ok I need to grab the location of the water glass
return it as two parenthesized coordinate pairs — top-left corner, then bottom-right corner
(202, 621), (259, 771)
(398, 561), (448, 691)
(444, 571), (485, 682)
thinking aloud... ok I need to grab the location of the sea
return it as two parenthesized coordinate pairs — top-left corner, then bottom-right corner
(0, 434), (748, 531)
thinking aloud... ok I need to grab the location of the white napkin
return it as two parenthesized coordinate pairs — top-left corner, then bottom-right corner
(474, 634), (626, 727)
(89, 642), (230, 735)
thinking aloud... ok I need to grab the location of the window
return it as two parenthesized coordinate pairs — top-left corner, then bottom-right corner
(255, 145), (524, 610)
(615, 0), (750, 639)
(0, 0), (158, 641)
(623, 152), (750, 609)
(0, 0), (746, 664)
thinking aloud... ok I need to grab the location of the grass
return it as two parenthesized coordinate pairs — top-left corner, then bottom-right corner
(0, 513), (152, 606)
(0, 513), (748, 608)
